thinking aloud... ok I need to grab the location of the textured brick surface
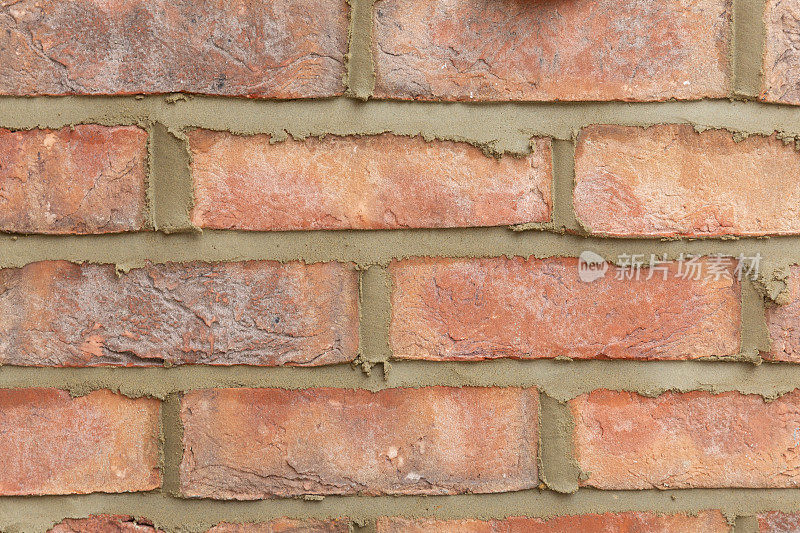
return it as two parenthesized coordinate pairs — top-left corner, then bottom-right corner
(49, 516), (162, 533)
(376, 512), (730, 533)
(0, 260), (359, 366)
(373, 0), (730, 101)
(758, 512), (800, 533)
(0, 389), (160, 495)
(189, 132), (552, 230)
(574, 125), (800, 237)
(389, 257), (740, 361)
(766, 265), (800, 362)
(208, 520), (351, 533)
(0, 0), (347, 97)
(572, 390), (800, 489)
(763, 0), (800, 104)
(0, 126), (147, 234)
(180, 387), (538, 499)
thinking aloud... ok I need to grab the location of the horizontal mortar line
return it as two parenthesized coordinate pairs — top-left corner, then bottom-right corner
(3, 360), (800, 401)
(3, 97), (800, 150)
(0, 229), (798, 268)
(3, 488), (800, 531)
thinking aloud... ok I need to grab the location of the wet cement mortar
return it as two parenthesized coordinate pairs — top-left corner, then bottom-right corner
(0, 0), (794, 530)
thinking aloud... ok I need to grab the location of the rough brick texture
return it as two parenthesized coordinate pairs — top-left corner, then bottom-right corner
(572, 389), (800, 489)
(376, 512), (730, 533)
(758, 512), (800, 533)
(0, 260), (358, 366)
(208, 520), (351, 533)
(0, 0), (347, 97)
(389, 257), (740, 361)
(189, 132), (552, 230)
(373, 0), (730, 101)
(0, 126), (147, 234)
(574, 125), (800, 237)
(49, 516), (162, 533)
(763, 0), (800, 104)
(766, 265), (800, 362)
(0, 389), (160, 495)
(180, 387), (538, 499)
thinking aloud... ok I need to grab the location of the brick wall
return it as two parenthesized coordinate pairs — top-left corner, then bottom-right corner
(2, 0), (800, 531)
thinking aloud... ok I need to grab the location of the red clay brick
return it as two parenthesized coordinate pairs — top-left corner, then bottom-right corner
(376, 512), (730, 533)
(189, 132), (552, 230)
(765, 266), (800, 362)
(572, 389), (800, 489)
(0, 0), (347, 97)
(389, 257), (740, 361)
(0, 389), (160, 495)
(758, 512), (800, 533)
(180, 387), (538, 499)
(574, 125), (800, 237)
(0, 260), (358, 366)
(207, 520), (351, 533)
(763, 0), (800, 104)
(0, 126), (147, 234)
(49, 516), (162, 533)
(373, 0), (730, 101)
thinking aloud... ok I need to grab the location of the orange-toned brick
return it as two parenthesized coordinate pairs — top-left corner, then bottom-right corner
(180, 387), (538, 499)
(49, 516), (162, 533)
(0, 126), (147, 234)
(373, 0), (730, 101)
(0, 0), (347, 97)
(389, 257), (740, 361)
(189, 132), (552, 230)
(766, 265), (800, 362)
(574, 125), (800, 237)
(376, 512), (730, 533)
(758, 511), (800, 533)
(0, 389), (160, 495)
(763, 0), (800, 104)
(572, 390), (800, 489)
(0, 260), (359, 366)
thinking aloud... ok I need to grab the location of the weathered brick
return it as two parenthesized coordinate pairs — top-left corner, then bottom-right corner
(49, 516), (162, 533)
(0, 0), (347, 97)
(180, 387), (538, 499)
(572, 389), (800, 489)
(208, 520), (351, 533)
(389, 257), (740, 361)
(574, 125), (800, 237)
(376, 512), (730, 533)
(189, 132), (552, 230)
(758, 512), (800, 533)
(0, 126), (147, 234)
(766, 266), (800, 362)
(763, 0), (800, 104)
(0, 389), (160, 495)
(0, 260), (358, 366)
(373, 0), (730, 101)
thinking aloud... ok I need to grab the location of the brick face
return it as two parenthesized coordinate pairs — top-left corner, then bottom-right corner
(189, 132), (552, 230)
(373, 0), (730, 101)
(208, 520), (352, 533)
(0, 260), (359, 366)
(763, 0), (800, 104)
(376, 512), (730, 533)
(180, 387), (538, 499)
(574, 125), (800, 237)
(0, 126), (147, 234)
(766, 265), (800, 362)
(389, 257), (740, 361)
(48, 516), (162, 533)
(758, 512), (800, 533)
(571, 390), (800, 489)
(0, 389), (160, 495)
(0, 0), (347, 97)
